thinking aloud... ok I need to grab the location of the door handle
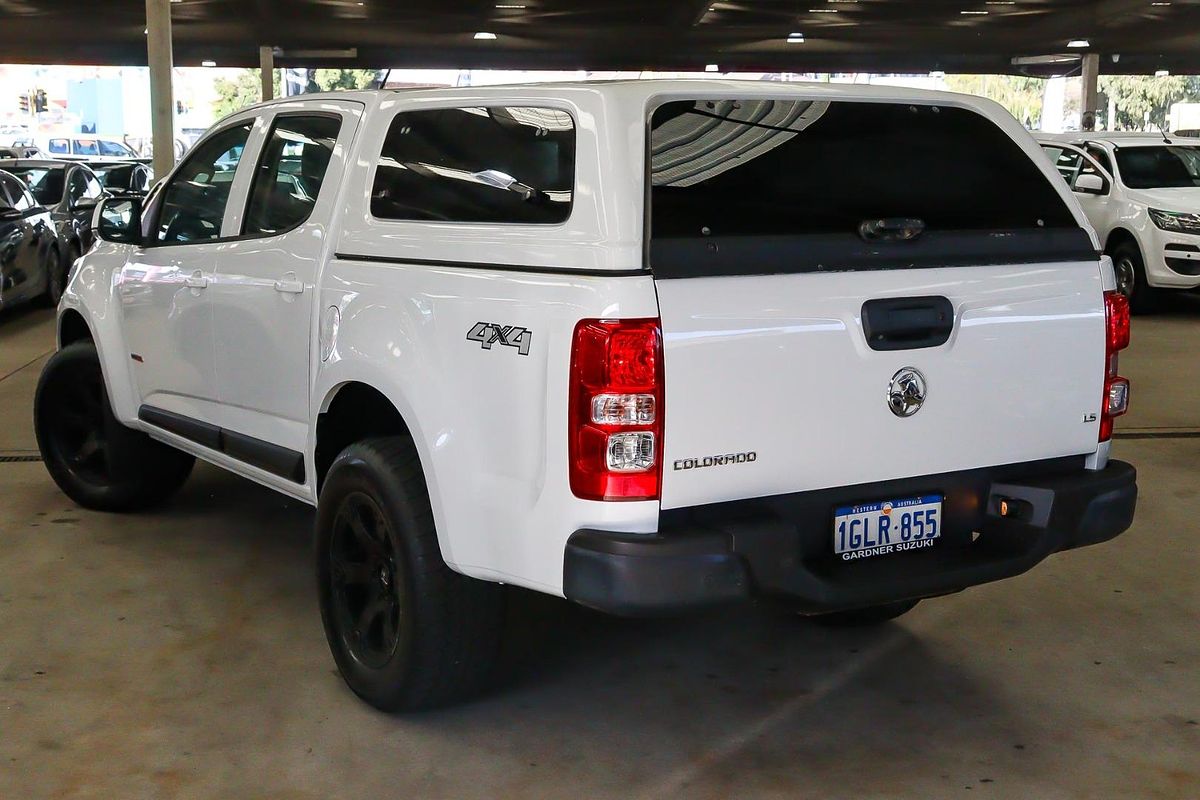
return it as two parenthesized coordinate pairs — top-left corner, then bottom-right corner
(274, 272), (304, 294)
(184, 270), (208, 289)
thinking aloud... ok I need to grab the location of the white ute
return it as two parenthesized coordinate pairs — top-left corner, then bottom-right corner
(1036, 131), (1200, 311)
(36, 81), (1138, 710)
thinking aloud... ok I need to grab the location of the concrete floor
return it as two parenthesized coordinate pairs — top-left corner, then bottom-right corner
(1, 299), (1197, 800)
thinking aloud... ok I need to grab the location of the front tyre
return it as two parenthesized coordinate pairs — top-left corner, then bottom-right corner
(41, 246), (66, 306)
(34, 342), (195, 511)
(1111, 241), (1156, 314)
(316, 437), (504, 711)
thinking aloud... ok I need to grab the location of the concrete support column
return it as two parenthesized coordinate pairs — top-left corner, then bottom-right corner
(260, 46), (275, 102)
(145, 0), (175, 178)
(1081, 52), (1100, 131)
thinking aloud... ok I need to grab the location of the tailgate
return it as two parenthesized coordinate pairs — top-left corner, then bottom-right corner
(656, 264), (1105, 509)
(646, 95), (1104, 510)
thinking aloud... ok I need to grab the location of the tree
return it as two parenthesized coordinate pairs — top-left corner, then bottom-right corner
(312, 69), (379, 92)
(944, 74), (1046, 128)
(1099, 75), (1200, 130)
(212, 69), (280, 118)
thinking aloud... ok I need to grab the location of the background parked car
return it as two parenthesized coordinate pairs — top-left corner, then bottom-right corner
(1036, 132), (1200, 311)
(0, 168), (64, 309)
(41, 135), (150, 164)
(0, 159), (105, 267)
(82, 160), (153, 197)
(0, 146), (43, 159)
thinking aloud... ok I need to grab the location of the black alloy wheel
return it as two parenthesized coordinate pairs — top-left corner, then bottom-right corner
(316, 437), (504, 711)
(328, 491), (405, 670)
(40, 355), (112, 486)
(35, 342), (195, 511)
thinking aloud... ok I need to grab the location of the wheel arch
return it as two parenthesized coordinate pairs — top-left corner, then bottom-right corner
(58, 307), (94, 348)
(1103, 227), (1140, 256)
(314, 380), (415, 494)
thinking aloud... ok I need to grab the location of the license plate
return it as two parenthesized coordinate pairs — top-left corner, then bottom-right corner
(833, 494), (942, 561)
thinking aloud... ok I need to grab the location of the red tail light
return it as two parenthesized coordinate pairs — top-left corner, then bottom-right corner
(1100, 291), (1131, 442)
(569, 318), (663, 500)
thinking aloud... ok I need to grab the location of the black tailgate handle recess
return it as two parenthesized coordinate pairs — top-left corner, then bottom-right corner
(861, 296), (955, 351)
(858, 217), (926, 242)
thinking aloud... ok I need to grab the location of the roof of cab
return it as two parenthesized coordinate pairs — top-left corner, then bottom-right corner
(245, 79), (1009, 117)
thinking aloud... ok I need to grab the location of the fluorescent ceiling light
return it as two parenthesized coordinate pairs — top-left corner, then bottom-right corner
(495, 3), (526, 7)
(787, 32), (806, 42)
(808, 8), (838, 12)
(474, 31), (497, 39)
(705, 64), (720, 72)
(1155, 69), (1170, 77)
(1067, 39), (1090, 47)
(201, 60), (217, 67)
(960, 10), (989, 14)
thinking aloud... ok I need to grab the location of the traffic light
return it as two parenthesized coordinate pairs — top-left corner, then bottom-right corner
(34, 89), (47, 113)
(18, 92), (30, 114)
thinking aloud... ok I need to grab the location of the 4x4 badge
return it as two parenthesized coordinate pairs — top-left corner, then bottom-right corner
(466, 322), (533, 356)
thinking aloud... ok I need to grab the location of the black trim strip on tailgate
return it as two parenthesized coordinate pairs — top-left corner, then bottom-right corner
(138, 405), (306, 483)
(649, 228), (1098, 279)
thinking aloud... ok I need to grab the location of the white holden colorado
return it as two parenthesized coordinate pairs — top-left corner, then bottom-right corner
(1036, 132), (1200, 312)
(36, 81), (1138, 711)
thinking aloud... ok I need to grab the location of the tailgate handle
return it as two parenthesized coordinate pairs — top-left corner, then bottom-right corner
(861, 296), (954, 351)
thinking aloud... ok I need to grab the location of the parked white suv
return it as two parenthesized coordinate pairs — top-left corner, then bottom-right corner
(43, 135), (141, 162)
(37, 82), (1138, 710)
(1036, 132), (1200, 311)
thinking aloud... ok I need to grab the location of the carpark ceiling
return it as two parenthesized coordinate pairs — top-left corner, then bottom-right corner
(0, 0), (1197, 75)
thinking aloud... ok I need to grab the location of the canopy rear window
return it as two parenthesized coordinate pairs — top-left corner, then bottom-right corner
(648, 99), (1093, 278)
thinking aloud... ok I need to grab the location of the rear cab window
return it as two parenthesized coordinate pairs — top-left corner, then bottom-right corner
(370, 105), (575, 224)
(243, 114), (343, 235)
(648, 98), (1093, 278)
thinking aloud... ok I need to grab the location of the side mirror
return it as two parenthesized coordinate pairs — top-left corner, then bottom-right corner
(93, 196), (143, 245)
(1074, 173), (1107, 195)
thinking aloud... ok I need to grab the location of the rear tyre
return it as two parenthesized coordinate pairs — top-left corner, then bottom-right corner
(810, 599), (920, 627)
(1111, 240), (1156, 314)
(316, 437), (504, 711)
(34, 342), (195, 511)
(41, 246), (65, 306)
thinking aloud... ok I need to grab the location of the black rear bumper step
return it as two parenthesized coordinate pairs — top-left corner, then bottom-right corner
(564, 459), (1137, 616)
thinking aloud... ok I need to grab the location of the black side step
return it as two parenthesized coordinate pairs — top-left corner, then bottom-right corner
(138, 405), (306, 484)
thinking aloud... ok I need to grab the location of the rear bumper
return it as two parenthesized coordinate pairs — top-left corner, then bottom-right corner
(563, 459), (1137, 616)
